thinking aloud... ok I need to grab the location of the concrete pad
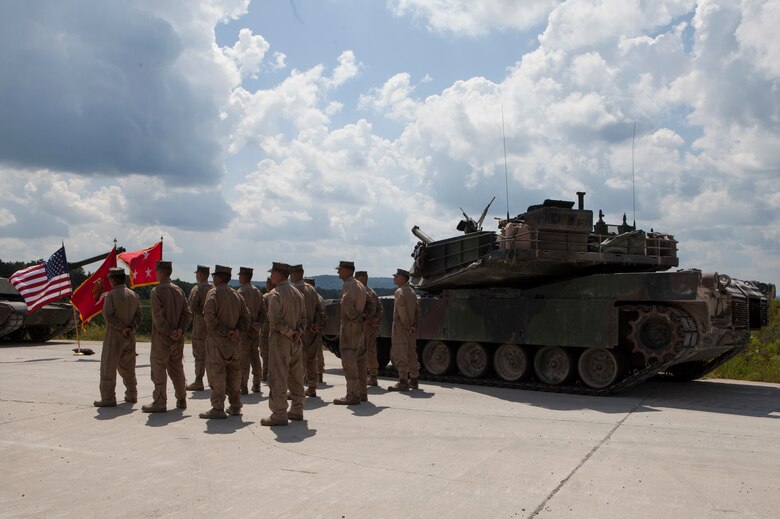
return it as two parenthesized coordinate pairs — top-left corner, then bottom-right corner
(1, 341), (779, 518)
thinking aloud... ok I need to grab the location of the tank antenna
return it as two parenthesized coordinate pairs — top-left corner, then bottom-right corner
(631, 121), (636, 228)
(502, 106), (510, 220)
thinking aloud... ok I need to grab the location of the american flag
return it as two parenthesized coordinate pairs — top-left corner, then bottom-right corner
(9, 246), (73, 314)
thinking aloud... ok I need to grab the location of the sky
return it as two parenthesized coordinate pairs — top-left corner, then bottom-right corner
(0, 0), (778, 284)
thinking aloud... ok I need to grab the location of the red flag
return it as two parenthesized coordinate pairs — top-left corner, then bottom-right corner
(71, 247), (117, 327)
(9, 246), (72, 314)
(118, 241), (163, 288)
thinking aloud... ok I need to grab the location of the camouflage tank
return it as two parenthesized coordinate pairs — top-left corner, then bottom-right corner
(0, 249), (124, 343)
(324, 193), (775, 395)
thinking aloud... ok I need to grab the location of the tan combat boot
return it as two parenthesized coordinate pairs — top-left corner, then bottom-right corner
(93, 399), (117, 407)
(199, 408), (227, 419)
(409, 378), (419, 390)
(387, 379), (410, 392)
(251, 382), (261, 393)
(240, 385), (249, 395)
(288, 412), (304, 421)
(367, 375), (378, 386)
(305, 387), (317, 397)
(260, 416), (288, 426)
(186, 379), (204, 391)
(142, 403), (167, 413)
(227, 406), (242, 416)
(333, 395), (360, 405)
(176, 399), (186, 410)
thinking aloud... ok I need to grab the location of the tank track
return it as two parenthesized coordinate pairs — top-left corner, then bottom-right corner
(378, 305), (699, 396)
(0, 313), (24, 340)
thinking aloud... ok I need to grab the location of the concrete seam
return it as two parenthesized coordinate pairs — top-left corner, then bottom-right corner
(528, 382), (659, 519)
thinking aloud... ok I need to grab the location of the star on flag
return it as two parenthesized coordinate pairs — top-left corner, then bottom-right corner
(118, 241), (163, 288)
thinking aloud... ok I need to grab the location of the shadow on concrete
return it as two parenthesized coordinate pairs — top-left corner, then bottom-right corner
(145, 410), (188, 427)
(322, 368), (343, 375)
(433, 378), (780, 419)
(349, 401), (388, 417)
(188, 390), (211, 400)
(241, 392), (266, 405)
(405, 388), (435, 399)
(203, 417), (254, 434)
(303, 397), (329, 411)
(75, 358), (100, 363)
(271, 420), (317, 443)
(94, 405), (137, 420)
(0, 357), (62, 364)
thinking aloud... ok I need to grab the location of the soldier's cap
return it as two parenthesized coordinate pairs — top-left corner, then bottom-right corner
(355, 270), (368, 278)
(289, 264), (304, 274)
(268, 262), (291, 276)
(335, 260), (355, 270)
(194, 265), (210, 275)
(155, 260), (172, 270)
(238, 266), (253, 276)
(304, 277), (315, 286)
(108, 267), (126, 278)
(393, 268), (410, 279)
(212, 264), (232, 277)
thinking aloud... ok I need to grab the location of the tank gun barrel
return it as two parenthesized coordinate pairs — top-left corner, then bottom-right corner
(67, 247), (126, 271)
(411, 226), (433, 244)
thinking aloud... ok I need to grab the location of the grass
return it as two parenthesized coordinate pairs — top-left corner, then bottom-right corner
(709, 336), (780, 383)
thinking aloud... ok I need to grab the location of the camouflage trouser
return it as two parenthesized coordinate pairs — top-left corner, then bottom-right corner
(365, 325), (379, 376)
(239, 333), (261, 388)
(267, 332), (304, 420)
(206, 338), (241, 411)
(340, 320), (367, 399)
(99, 332), (137, 402)
(150, 337), (186, 405)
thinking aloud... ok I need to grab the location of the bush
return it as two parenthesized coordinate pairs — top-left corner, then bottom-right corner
(710, 300), (780, 383)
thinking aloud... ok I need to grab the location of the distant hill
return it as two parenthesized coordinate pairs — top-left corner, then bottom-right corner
(228, 274), (395, 292)
(310, 274), (395, 290)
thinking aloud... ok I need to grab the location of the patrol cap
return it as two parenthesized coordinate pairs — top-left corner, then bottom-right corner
(155, 260), (172, 270)
(238, 266), (253, 277)
(355, 270), (368, 278)
(393, 268), (410, 279)
(304, 277), (315, 286)
(194, 265), (210, 275)
(268, 262), (291, 276)
(290, 264), (304, 274)
(335, 260), (355, 270)
(212, 265), (232, 277)
(108, 267), (126, 278)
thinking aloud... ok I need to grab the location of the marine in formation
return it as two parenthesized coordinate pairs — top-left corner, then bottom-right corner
(236, 266), (266, 395)
(144, 260), (192, 413)
(185, 265), (211, 392)
(290, 264), (325, 397)
(335, 260), (368, 405)
(94, 267), (142, 407)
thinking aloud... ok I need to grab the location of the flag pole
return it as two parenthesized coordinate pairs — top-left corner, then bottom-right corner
(72, 304), (84, 356)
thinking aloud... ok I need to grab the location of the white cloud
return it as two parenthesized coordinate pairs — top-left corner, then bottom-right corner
(358, 72), (420, 121)
(270, 51), (287, 71)
(222, 28), (270, 79)
(327, 50), (361, 88)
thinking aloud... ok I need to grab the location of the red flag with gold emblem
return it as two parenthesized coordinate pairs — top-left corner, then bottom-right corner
(71, 247), (118, 327)
(118, 241), (163, 289)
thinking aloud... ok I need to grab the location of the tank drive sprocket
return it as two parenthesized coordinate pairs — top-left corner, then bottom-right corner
(627, 305), (695, 363)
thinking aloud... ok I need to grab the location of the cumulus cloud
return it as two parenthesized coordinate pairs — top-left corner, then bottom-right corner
(0, 1), (242, 186)
(222, 28), (270, 79)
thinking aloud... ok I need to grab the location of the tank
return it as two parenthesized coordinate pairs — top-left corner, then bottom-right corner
(0, 248), (125, 343)
(323, 193), (775, 395)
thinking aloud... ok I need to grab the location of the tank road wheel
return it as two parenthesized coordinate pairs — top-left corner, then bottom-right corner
(456, 342), (490, 378)
(533, 346), (574, 385)
(28, 326), (53, 343)
(493, 343), (530, 381)
(578, 348), (622, 389)
(628, 306), (687, 363)
(422, 340), (454, 375)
